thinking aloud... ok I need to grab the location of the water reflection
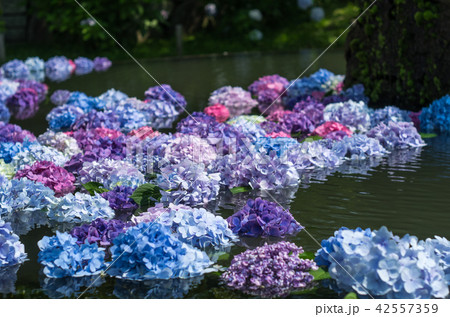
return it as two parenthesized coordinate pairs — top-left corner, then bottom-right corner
(0, 265), (20, 295)
(2, 210), (49, 236)
(113, 276), (204, 299)
(40, 275), (105, 299)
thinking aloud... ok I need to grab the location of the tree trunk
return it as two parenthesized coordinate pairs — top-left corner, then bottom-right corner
(344, 0), (450, 111)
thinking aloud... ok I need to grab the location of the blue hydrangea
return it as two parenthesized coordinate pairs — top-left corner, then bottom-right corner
(287, 140), (344, 169)
(1, 60), (30, 80)
(46, 104), (84, 132)
(227, 116), (267, 141)
(158, 159), (221, 206)
(341, 84), (369, 104)
(66, 91), (99, 112)
(47, 192), (114, 223)
(0, 177), (56, 217)
(253, 136), (298, 157)
(24, 57), (45, 82)
(370, 106), (411, 128)
(315, 227), (449, 299)
(0, 220), (27, 267)
(11, 143), (67, 171)
(134, 203), (236, 249)
(419, 95), (450, 133)
(40, 275), (105, 298)
(0, 142), (24, 163)
(0, 79), (19, 103)
(114, 103), (148, 133)
(141, 99), (180, 119)
(0, 264), (20, 294)
(74, 57), (94, 75)
(426, 236), (450, 284)
(144, 84), (187, 113)
(367, 122), (426, 150)
(38, 231), (106, 278)
(108, 222), (212, 280)
(98, 89), (128, 110)
(0, 101), (10, 123)
(331, 135), (388, 160)
(324, 100), (371, 132)
(45, 56), (72, 82)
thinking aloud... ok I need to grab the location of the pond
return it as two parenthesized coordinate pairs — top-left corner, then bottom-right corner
(4, 51), (450, 298)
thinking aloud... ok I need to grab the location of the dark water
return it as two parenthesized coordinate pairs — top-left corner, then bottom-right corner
(4, 51), (450, 299)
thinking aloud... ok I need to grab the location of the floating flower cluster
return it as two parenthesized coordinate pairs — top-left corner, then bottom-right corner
(227, 198), (302, 237)
(222, 242), (317, 297)
(315, 227), (449, 299)
(70, 218), (129, 248)
(100, 186), (138, 221)
(0, 220), (27, 267)
(419, 95), (450, 133)
(133, 203), (236, 249)
(208, 86), (258, 117)
(323, 100), (371, 133)
(108, 222), (212, 280)
(38, 232), (106, 278)
(367, 122), (426, 150)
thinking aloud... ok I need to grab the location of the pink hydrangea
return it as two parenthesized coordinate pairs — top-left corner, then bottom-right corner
(312, 121), (352, 138)
(15, 161), (75, 197)
(127, 126), (160, 140)
(266, 110), (293, 122)
(204, 103), (230, 123)
(266, 131), (292, 138)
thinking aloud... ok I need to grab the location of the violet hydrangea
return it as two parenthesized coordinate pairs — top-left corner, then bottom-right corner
(0, 220), (27, 267)
(208, 86), (258, 117)
(367, 122), (425, 150)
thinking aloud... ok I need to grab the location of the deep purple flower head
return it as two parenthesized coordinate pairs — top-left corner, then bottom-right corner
(93, 57), (112, 72)
(259, 121), (289, 135)
(71, 110), (121, 131)
(0, 122), (36, 143)
(72, 129), (128, 160)
(100, 186), (138, 221)
(18, 80), (48, 103)
(6, 88), (39, 120)
(248, 74), (289, 96)
(321, 94), (349, 106)
(144, 84), (187, 112)
(222, 241), (317, 297)
(70, 218), (129, 249)
(227, 198), (303, 237)
(279, 111), (315, 135)
(15, 161), (75, 197)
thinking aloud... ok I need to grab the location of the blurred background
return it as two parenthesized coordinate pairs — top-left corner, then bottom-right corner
(0, 0), (357, 60)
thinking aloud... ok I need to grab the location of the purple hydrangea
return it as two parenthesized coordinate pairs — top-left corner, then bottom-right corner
(100, 186), (138, 221)
(370, 106), (411, 128)
(324, 100), (371, 133)
(70, 218), (129, 248)
(222, 241), (317, 297)
(74, 57), (94, 75)
(259, 121), (289, 135)
(71, 110), (121, 131)
(50, 90), (71, 106)
(18, 80), (48, 103)
(6, 88), (39, 120)
(0, 101), (10, 123)
(208, 86), (258, 117)
(0, 122), (36, 143)
(331, 135), (388, 160)
(164, 135), (217, 166)
(144, 84), (187, 112)
(367, 122), (426, 150)
(1, 60), (30, 80)
(45, 56), (72, 82)
(93, 57), (112, 72)
(227, 198), (303, 237)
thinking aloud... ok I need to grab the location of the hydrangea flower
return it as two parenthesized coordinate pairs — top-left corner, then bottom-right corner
(98, 89), (128, 109)
(11, 143), (68, 171)
(370, 106), (411, 127)
(315, 227), (449, 299)
(18, 79), (48, 103)
(77, 158), (145, 190)
(367, 122), (426, 150)
(419, 95), (450, 133)
(1, 60), (30, 80)
(141, 99), (180, 118)
(128, 126), (159, 140)
(93, 57), (112, 72)
(331, 135), (388, 160)
(0, 220), (27, 267)
(100, 186), (138, 221)
(70, 218), (129, 248)
(0, 101), (11, 122)
(208, 86), (258, 117)
(0, 159), (15, 179)
(0, 177), (56, 216)
(341, 84), (369, 104)
(158, 159), (220, 206)
(259, 121), (289, 135)
(426, 236), (450, 283)
(38, 231), (106, 278)
(46, 104), (84, 132)
(15, 161), (75, 197)
(133, 203), (236, 249)
(45, 56), (72, 82)
(144, 84), (187, 112)
(74, 57), (94, 75)
(285, 69), (335, 105)
(253, 136), (298, 157)
(163, 135), (217, 166)
(40, 275), (105, 299)
(248, 74), (288, 96)
(6, 88), (39, 120)
(24, 57), (45, 82)
(113, 103), (148, 133)
(71, 110), (121, 131)
(323, 100), (371, 132)
(47, 192), (114, 223)
(71, 127), (123, 150)
(227, 198), (302, 237)
(0, 142), (25, 163)
(37, 130), (82, 158)
(286, 140), (344, 169)
(0, 264), (20, 294)
(227, 116), (267, 141)
(312, 121), (352, 139)
(108, 222), (212, 280)
(222, 241), (317, 297)
(0, 122), (36, 143)
(204, 103), (230, 122)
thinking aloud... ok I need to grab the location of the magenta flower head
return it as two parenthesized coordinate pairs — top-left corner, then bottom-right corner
(15, 161), (75, 197)
(6, 88), (39, 120)
(204, 103), (230, 123)
(127, 126), (160, 140)
(312, 121), (352, 138)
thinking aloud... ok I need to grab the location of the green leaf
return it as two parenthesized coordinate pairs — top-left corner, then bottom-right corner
(82, 182), (109, 196)
(298, 251), (315, 260)
(230, 186), (252, 194)
(217, 253), (230, 262)
(344, 292), (358, 299)
(419, 132), (437, 139)
(310, 268), (331, 281)
(130, 183), (162, 210)
(301, 135), (323, 143)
